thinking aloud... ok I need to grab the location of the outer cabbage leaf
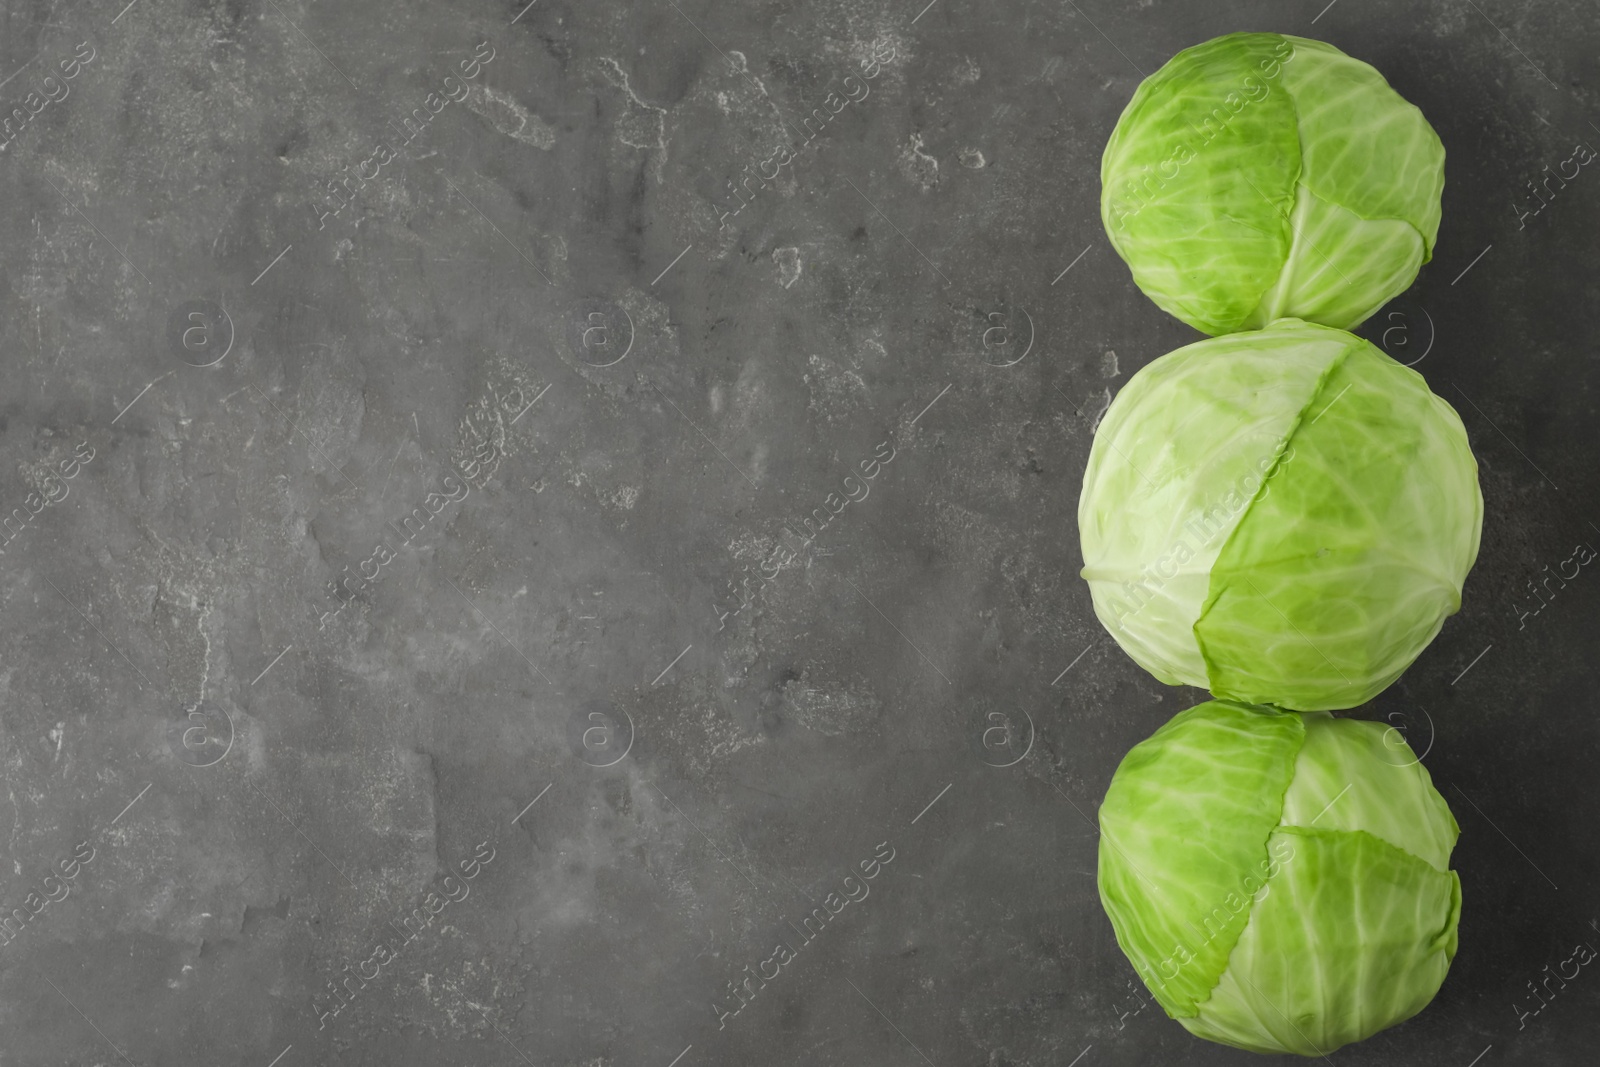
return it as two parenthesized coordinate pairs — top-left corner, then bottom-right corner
(1195, 330), (1483, 710)
(1101, 32), (1300, 335)
(1182, 827), (1461, 1056)
(1278, 36), (1444, 253)
(1097, 701), (1305, 1016)
(1278, 713), (1459, 871)
(1240, 183), (1425, 331)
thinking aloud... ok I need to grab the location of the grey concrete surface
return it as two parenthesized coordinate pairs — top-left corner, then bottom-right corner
(0, 0), (1596, 1065)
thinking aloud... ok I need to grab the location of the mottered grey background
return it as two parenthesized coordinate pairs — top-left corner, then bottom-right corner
(0, 0), (1596, 1064)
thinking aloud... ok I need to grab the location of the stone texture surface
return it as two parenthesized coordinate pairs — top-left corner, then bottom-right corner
(0, 1), (1596, 1065)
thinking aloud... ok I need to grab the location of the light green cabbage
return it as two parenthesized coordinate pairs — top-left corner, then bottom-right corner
(1098, 699), (1461, 1055)
(1078, 319), (1481, 711)
(1101, 32), (1445, 336)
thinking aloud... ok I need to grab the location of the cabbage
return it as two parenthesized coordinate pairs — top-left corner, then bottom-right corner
(1101, 32), (1445, 336)
(1098, 699), (1461, 1055)
(1078, 318), (1481, 711)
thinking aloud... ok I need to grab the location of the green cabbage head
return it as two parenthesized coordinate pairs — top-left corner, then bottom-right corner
(1098, 699), (1461, 1055)
(1101, 32), (1445, 336)
(1078, 319), (1481, 711)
